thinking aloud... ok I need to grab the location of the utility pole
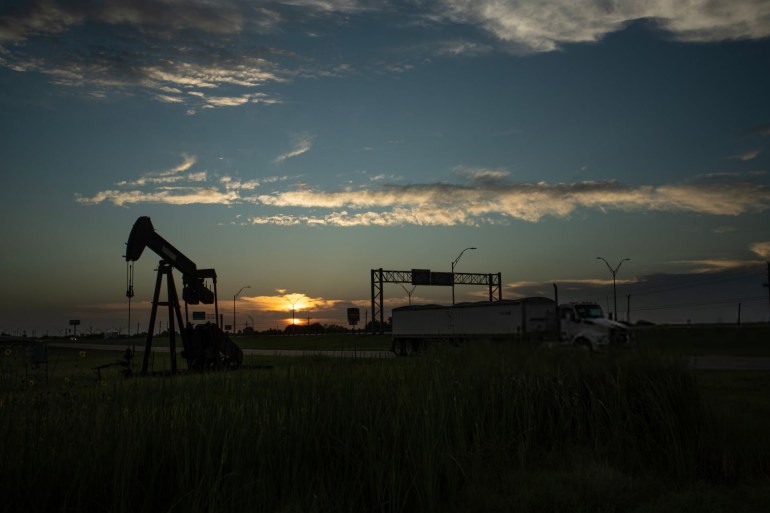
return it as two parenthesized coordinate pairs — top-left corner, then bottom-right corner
(553, 283), (560, 334)
(626, 294), (631, 324)
(764, 262), (769, 322)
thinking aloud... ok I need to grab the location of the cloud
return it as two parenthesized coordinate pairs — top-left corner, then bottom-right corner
(0, 1), (244, 43)
(249, 173), (770, 226)
(435, 0), (770, 53)
(75, 188), (240, 207)
(274, 133), (314, 163)
(0, 1), (288, 110)
(3, 0), (768, 113)
(75, 154), (269, 206)
(244, 291), (342, 313)
(730, 149), (761, 161)
(672, 259), (765, 273)
(114, 155), (199, 186)
(751, 241), (770, 259)
(434, 39), (493, 57)
(456, 166), (511, 184)
(78, 158), (770, 224)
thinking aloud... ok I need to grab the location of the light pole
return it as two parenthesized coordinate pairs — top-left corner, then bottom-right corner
(233, 286), (251, 334)
(286, 298), (299, 331)
(452, 247), (477, 305)
(596, 257), (629, 321)
(400, 284), (416, 306)
(246, 314), (254, 332)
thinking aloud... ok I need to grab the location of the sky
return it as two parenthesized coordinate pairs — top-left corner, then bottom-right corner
(1, 0), (769, 336)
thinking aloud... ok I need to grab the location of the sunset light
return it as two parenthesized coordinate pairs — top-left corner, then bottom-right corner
(1, 0), (769, 332)
(3, 2), (770, 510)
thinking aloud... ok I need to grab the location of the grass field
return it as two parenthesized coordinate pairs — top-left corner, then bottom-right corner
(633, 324), (770, 357)
(1, 326), (769, 512)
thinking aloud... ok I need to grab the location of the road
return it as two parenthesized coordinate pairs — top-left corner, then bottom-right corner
(47, 342), (395, 359)
(43, 343), (770, 369)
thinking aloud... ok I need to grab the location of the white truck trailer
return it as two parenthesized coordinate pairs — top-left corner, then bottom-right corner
(391, 298), (630, 355)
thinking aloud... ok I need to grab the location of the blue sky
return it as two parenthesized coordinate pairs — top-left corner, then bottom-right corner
(1, 0), (769, 335)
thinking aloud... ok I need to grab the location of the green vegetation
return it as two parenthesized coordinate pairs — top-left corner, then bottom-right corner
(1, 329), (769, 512)
(632, 323), (770, 357)
(234, 333), (392, 352)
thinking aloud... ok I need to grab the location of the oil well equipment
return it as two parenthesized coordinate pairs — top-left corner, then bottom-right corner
(124, 216), (243, 374)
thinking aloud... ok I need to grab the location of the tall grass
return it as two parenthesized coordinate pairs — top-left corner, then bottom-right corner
(0, 344), (766, 513)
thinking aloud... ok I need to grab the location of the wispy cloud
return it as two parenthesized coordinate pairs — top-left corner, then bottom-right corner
(0, 1), (290, 110)
(672, 259), (765, 273)
(730, 148), (761, 161)
(671, 242), (770, 272)
(274, 133), (314, 164)
(435, 0), (770, 53)
(76, 158), (770, 224)
(751, 241), (770, 259)
(456, 166), (511, 184)
(75, 154), (290, 207)
(114, 154), (198, 187)
(249, 172), (770, 226)
(3, 0), (768, 112)
(434, 39), (493, 57)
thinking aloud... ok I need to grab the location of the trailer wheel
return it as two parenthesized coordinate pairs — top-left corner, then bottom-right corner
(393, 338), (413, 357)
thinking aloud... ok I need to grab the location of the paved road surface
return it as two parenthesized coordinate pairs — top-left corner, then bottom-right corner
(44, 343), (770, 369)
(48, 342), (395, 359)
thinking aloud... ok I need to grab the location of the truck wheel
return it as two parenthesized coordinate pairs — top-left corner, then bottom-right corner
(573, 338), (592, 353)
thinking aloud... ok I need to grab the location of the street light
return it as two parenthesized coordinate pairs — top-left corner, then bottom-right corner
(401, 284), (416, 306)
(596, 257), (629, 321)
(286, 298), (299, 331)
(233, 286), (251, 334)
(452, 247), (477, 305)
(246, 314), (254, 332)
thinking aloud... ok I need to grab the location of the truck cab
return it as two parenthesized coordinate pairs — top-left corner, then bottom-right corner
(558, 302), (631, 351)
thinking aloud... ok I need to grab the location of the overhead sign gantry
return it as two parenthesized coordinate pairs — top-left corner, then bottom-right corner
(370, 268), (502, 334)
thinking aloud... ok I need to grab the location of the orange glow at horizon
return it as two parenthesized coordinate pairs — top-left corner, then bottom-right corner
(243, 291), (340, 313)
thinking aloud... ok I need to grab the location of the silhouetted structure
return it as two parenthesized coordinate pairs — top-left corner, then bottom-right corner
(370, 268), (502, 335)
(124, 217), (242, 374)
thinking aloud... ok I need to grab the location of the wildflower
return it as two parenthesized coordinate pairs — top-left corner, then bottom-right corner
(79, 351), (86, 358)
(3, 348), (11, 356)
(28, 379), (35, 387)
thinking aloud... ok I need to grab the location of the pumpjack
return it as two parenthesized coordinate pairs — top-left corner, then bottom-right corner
(125, 217), (243, 374)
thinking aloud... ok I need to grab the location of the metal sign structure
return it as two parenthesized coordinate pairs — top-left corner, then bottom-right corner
(347, 307), (361, 326)
(370, 268), (502, 334)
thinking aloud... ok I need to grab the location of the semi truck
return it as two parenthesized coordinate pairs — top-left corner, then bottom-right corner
(391, 298), (631, 355)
